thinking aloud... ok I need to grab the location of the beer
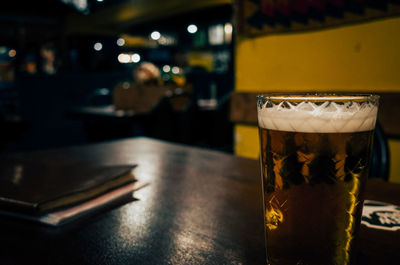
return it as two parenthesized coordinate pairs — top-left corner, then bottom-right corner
(257, 95), (379, 265)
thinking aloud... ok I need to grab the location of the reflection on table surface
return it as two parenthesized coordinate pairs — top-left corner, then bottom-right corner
(0, 137), (398, 265)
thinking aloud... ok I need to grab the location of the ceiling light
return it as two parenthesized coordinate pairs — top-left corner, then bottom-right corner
(94, 42), (103, 51)
(172, 66), (180, 74)
(224, 23), (233, 34)
(163, 65), (171, 72)
(118, 53), (130, 63)
(187, 24), (198, 34)
(151, 31), (161, 40)
(131, 53), (141, 63)
(116, 38), (125, 46)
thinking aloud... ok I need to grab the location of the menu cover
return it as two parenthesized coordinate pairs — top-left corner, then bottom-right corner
(0, 156), (137, 215)
(0, 180), (148, 226)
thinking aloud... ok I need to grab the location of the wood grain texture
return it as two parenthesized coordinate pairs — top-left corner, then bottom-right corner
(0, 138), (398, 264)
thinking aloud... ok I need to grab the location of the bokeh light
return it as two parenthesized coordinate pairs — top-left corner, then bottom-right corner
(150, 31), (161, 40)
(94, 42), (103, 51)
(187, 24), (198, 34)
(116, 38), (125, 46)
(131, 53), (141, 63)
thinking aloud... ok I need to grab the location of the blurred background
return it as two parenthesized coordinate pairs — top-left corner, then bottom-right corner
(0, 0), (234, 153)
(1, 0), (400, 183)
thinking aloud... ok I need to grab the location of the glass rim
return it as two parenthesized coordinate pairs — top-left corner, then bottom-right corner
(257, 93), (379, 102)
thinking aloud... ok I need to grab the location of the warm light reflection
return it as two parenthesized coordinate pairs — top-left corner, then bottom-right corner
(224, 23), (233, 43)
(266, 195), (284, 230)
(8, 49), (16, 57)
(341, 169), (362, 263)
(12, 165), (23, 185)
(224, 23), (233, 34)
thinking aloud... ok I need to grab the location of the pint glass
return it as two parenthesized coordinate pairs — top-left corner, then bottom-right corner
(257, 94), (379, 265)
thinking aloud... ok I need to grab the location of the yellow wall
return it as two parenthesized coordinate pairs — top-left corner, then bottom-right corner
(234, 17), (400, 183)
(388, 140), (400, 183)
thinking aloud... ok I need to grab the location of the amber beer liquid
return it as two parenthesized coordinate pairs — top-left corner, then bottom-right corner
(257, 95), (379, 265)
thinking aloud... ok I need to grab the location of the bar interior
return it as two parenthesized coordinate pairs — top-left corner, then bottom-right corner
(0, 0), (399, 264)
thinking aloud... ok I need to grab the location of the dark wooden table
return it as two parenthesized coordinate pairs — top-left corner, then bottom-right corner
(67, 105), (149, 141)
(0, 138), (398, 265)
(68, 105), (139, 120)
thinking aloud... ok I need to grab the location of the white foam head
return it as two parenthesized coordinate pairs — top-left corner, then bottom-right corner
(257, 95), (379, 133)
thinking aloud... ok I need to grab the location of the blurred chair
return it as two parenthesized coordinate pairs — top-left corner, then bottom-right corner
(370, 122), (390, 181)
(0, 113), (28, 151)
(143, 90), (194, 143)
(113, 83), (167, 112)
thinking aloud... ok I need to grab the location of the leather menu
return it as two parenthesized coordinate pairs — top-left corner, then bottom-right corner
(0, 156), (136, 214)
